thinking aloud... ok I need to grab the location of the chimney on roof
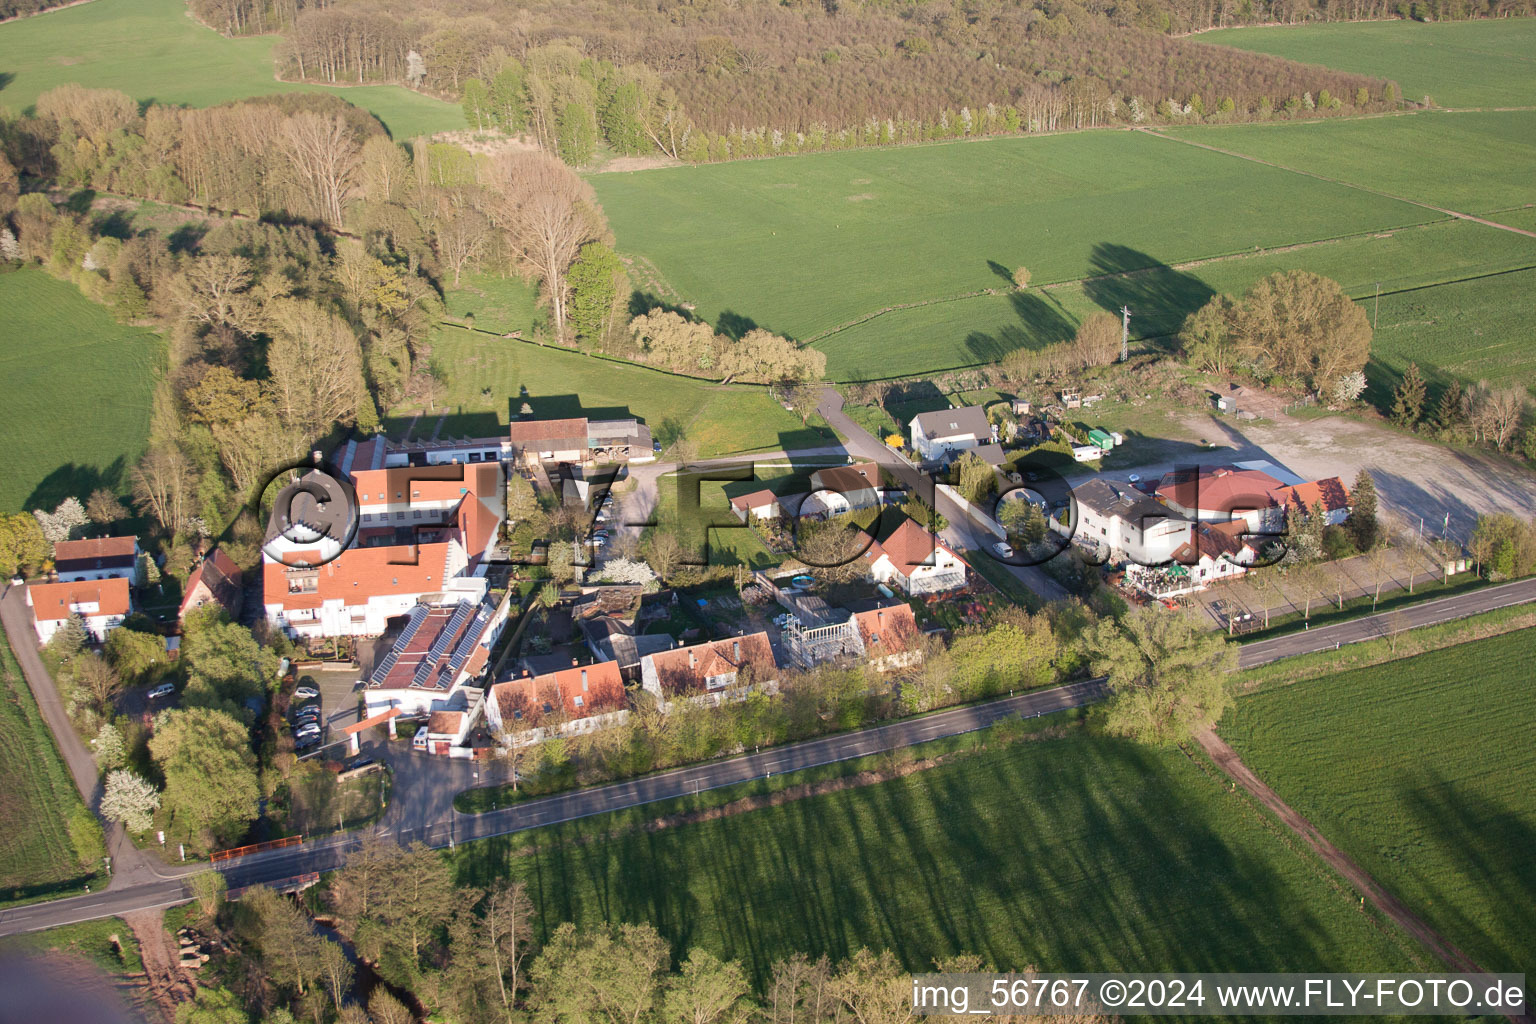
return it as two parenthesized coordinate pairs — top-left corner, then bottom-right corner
(571, 657), (578, 667)
(732, 640), (740, 660)
(688, 650), (696, 667)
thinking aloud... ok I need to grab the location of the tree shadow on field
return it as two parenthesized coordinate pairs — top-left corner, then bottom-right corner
(24, 458), (129, 515)
(628, 289), (692, 320)
(1396, 769), (1536, 973)
(716, 310), (760, 341)
(986, 259), (1016, 285)
(962, 289), (1075, 365)
(1081, 243), (1216, 352)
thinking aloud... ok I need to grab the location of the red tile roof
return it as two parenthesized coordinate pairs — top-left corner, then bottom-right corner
(508, 417), (588, 446)
(644, 633), (777, 698)
(864, 518), (953, 576)
(351, 465), (475, 508)
(265, 461), (501, 614)
(1171, 520), (1256, 565)
(426, 710), (464, 736)
(52, 536), (137, 573)
(30, 577), (132, 621)
(492, 660), (625, 725)
(729, 489), (779, 511)
(851, 603), (919, 655)
(1277, 477), (1350, 516)
(1156, 466), (1286, 515)
(179, 549), (242, 619)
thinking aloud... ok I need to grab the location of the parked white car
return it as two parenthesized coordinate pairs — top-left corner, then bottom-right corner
(148, 682), (176, 700)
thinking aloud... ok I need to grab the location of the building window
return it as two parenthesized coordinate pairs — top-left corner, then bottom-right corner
(573, 695), (584, 708)
(413, 510), (423, 519)
(396, 512), (405, 520)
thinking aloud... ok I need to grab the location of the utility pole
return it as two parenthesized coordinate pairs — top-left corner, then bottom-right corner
(1374, 283), (1381, 331)
(1120, 305), (1131, 362)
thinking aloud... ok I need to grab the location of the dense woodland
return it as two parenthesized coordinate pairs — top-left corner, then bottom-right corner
(244, 0), (1410, 161)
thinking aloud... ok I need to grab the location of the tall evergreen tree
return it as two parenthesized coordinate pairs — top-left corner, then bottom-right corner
(1346, 469), (1379, 551)
(1390, 362), (1427, 428)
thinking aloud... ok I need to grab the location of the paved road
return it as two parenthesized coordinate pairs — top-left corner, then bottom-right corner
(3, 571), (1533, 937)
(815, 389), (1068, 601)
(1234, 575), (1536, 668)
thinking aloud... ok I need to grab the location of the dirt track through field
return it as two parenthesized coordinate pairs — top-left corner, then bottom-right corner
(1194, 728), (1530, 1024)
(123, 909), (193, 1023)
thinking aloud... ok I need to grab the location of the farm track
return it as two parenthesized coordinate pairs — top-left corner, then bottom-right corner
(1195, 729), (1531, 1024)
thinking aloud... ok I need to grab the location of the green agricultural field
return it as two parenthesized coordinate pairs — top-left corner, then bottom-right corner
(0, 623), (106, 904)
(451, 727), (1420, 985)
(0, 0), (464, 139)
(1368, 266), (1536, 391)
(402, 326), (825, 457)
(1198, 18), (1536, 108)
(1163, 111), (1536, 214)
(592, 129), (1437, 356)
(0, 268), (161, 514)
(1221, 629), (1536, 974)
(821, 216), (1536, 380)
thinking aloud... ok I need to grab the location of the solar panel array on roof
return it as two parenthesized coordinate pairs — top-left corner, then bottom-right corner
(412, 601), (474, 686)
(370, 604), (432, 684)
(446, 603), (493, 675)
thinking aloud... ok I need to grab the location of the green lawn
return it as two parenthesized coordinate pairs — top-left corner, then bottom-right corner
(442, 273), (544, 337)
(0, 622), (105, 903)
(591, 129), (1437, 367)
(1163, 111), (1536, 215)
(1221, 629), (1536, 974)
(451, 724), (1420, 985)
(401, 326), (827, 457)
(0, 916), (144, 975)
(0, 268), (162, 514)
(1197, 18), (1536, 108)
(0, 0), (464, 139)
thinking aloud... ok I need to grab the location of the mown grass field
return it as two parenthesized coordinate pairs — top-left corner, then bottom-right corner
(592, 128), (1435, 349)
(0, 0), (464, 138)
(1221, 629), (1536, 974)
(0, 623), (104, 903)
(1198, 18), (1536, 108)
(400, 326), (826, 457)
(1163, 111), (1536, 214)
(451, 725), (1421, 986)
(0, 268), (161, 514)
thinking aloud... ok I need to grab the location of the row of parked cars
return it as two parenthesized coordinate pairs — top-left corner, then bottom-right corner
(589, 490), (616, 553)
(290, 682), (323, 751)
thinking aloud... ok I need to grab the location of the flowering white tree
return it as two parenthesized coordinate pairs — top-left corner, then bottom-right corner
(94, 722), (127, 771)
(596, 558), (658, 587)
(405, 50), (427, 88)
(1329, 371), (1367, 406)
(101, 769), (160, 834)
(0, 228), (21, 262)
(34, 497), (90, 543)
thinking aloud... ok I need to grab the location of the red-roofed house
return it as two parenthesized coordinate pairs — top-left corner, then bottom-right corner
(263, 459), (504, 638)
(52, 536), (139, 583)
(179, 549), (243, 622)
(640, 633), (778, 709)
(1276, 477), (1352, 526)
(418, 709), (473, 755)
(26, 576), (133, 644)
(485, 659), (628, 743)
(1167, 520), (1260, 588)
(729, 489), (781, 522)
(862, 518), (966, 595)
(849, 602), (923, 672)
